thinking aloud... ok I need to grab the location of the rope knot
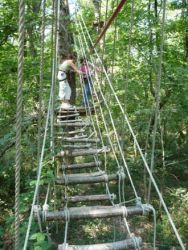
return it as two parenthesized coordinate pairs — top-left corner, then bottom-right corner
(43, 203), (49, 212)
(42, 204), (49, 222)
(63, 173), (68, 185)
(121, 206), (128, 218)
(132, 236), (141, 249)
(33, 205), (41, 214)
(104, 173), (108, 183)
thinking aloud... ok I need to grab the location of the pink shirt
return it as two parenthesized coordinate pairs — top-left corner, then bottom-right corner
(80, 63), (90, 74)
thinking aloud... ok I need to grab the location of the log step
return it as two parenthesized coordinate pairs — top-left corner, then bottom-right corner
(63, 171), (105, 177)
(57, 147), (110, 157)
(57, 113), (79, 119)
(58, 106), (95, 115)
(57, 119), (83, 123)
(56, 133), (87, 138)
(64, 193), (116, 203)
(58, 237), (142, 250)
(57, 137), (100, 143)
(62, 161), (102, 170)
(58, 129), (86, 136)
(56, 172), (121, 185)
(44, 205), (151, 221)
(62, 144), (92, 149)
(58, 111), (79, 116)
(55, 122), (91, 127)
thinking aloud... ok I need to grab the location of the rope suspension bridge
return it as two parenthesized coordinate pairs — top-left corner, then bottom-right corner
(15, 0), (186, 249)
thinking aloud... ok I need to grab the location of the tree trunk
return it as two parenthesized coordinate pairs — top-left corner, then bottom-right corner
(59, 0), (76, 104)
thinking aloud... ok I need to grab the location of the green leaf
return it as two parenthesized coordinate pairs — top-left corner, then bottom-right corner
(30, 232), (45, 242)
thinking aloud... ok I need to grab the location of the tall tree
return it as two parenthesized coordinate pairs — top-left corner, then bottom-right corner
(59, 0), (76, 104)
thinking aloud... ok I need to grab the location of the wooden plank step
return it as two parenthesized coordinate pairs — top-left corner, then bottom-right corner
(64, 193), (116, 203)
(57, 147), (110, 157)
(62, 144), (92, 149)
(58, 137), (100, 143)
(58, 106), (95, 116)
(56, 133), (87, 138)
(54, 122), (91, 127)
(63, 171), (105, 177)
(57, 110), (79, 115)
(44, 205), (150, 221)
(58, 237), (142, 250)
(57, 119), (83, 123)
(56, 172), (120, 185)
(62, 161), (102, 170)
(56, 136), (91, 140)
(57, 113), (79, 118)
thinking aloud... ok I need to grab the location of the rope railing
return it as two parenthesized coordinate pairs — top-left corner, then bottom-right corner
(77, 18), (139, 199)
(23, 0), (59, 247)
(23, 81), (54, 250)
(76, 34), (125, 202)
(75, 21), (143, 241)
(76, 10), (185, 250)
(75, 12), (133, 213)
(15, 0), (25, 248)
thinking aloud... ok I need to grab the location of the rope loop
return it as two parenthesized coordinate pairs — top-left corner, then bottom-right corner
(43, 203), (49, 211)
(121, 206), (128, 218)
(64, 207), (70, 222)
(132, 236), (140, 249)
(33, 205), (42, 232)
(117, 166), (126, 178)
(61, 243), (68, 250)
(42, 203), (49, 221)
(33, 204), (41, 213)
(104, 173), (108, 183)
(63, 173), (68, 186)
(110, 193), (116, 201)
(64, 194), (68, 203)
(62, 164), (66, 171)
(135, 197), (145, 215)
(136, 197), (142, 206)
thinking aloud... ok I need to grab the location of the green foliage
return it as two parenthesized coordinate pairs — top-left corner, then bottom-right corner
(157, 188), (188, 246)
(29, 232), (52, 249)
(0, 0), (188, 248)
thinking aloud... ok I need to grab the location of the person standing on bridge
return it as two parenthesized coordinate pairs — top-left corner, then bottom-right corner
(80, 58), (99, 106)
(58, 53), (82, 109)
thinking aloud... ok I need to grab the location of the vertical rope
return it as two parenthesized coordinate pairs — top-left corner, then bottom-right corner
(37, 0), (46, 166)
(147, 0), (167, 203)
(121, 0), (135, 158)
(124, 0), (135, 100)
(111, 0), (118, 80)
(144, 0), (153, 201)
(50, 0), (56, 160)
(15, 0), (25, 249)
(51, 0), (60, 235)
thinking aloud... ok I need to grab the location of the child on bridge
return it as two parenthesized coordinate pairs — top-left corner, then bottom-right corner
(80, 58), (96, 107)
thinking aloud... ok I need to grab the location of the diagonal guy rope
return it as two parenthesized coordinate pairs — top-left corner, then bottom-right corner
(15, 0), (25, 249)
